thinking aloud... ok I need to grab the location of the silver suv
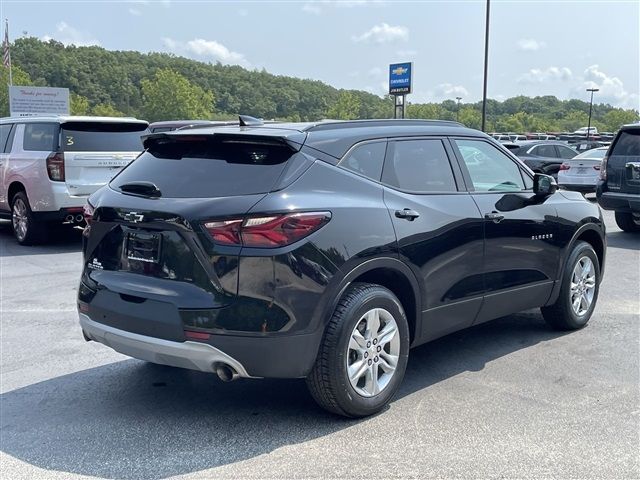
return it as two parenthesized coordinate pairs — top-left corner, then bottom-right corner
(0, 116), (148, 244)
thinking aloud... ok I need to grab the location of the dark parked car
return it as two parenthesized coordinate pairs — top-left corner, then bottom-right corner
(79, 118), (606, 417)
(597, 124), (640, 232)
(509, 140), (577, 177)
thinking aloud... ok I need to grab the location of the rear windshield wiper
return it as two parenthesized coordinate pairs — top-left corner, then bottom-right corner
(118, 181), (162, 198)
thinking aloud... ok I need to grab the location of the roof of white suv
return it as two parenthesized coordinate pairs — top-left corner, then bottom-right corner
(0, 115), (148, 125)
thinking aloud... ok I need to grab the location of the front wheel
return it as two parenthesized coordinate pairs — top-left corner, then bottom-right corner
(614, 211), (640, 232)
(541, 241), (600, 330)
(306, 283), (410, 417)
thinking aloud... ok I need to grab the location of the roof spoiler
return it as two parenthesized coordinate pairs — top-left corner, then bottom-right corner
(239, 115), (263, 127)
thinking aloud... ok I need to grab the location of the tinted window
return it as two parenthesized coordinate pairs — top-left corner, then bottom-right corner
(455, 139), (525, 192)
(557, 145), (577, 159)
(150, 127), (173, 133)
(575, 148), (606, 160)
(382, 139), (457, 193)
(339, 142), (385, 181)
(112, 137), (294, 198)
(531, 144), (557, 158)
(612, 130), (640, 156)
(61, 122), (147, 152)
(0, 123), (12, 152)
(23, 123), (58, 151)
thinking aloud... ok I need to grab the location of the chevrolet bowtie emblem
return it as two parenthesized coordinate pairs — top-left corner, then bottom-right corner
(123, 212), (144, 223)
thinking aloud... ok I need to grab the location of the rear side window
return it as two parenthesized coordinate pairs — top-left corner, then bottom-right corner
(0, 124), (12, 152)
(531, 144), (557, 158)
(112, 137), (295, 198)
(612, 130), (640, 156)
(455, 139), (526, 192)
(557, 145), (577, 159)
(61, 122), (147, 152)
(23, 123), (58, 151)
(339, 141), (385, 181)
(382, 139), (457, 193)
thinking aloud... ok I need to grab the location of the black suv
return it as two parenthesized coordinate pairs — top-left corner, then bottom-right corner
(596, 124), (640, 232)
(79, 118), (606, 417)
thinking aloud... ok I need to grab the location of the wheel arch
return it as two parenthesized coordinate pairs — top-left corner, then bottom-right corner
(8, 181), (27, 207)
(317, 257), (422, 345)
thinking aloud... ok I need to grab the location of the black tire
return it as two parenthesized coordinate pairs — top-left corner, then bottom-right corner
(614, 211), (640, 233)
(306, 283), (410, 418)
(541, 241), (600, 331)
(11, 191), (47, 245)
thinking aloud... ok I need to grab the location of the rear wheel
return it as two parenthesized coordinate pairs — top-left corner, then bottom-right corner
(11, 192), (47, 245)
(541, 241), (600, 330)
(306, 283), (410, 417)
(614, 211), (640, 233)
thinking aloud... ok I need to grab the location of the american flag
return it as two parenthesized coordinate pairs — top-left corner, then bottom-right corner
(3, 19), (11, 70)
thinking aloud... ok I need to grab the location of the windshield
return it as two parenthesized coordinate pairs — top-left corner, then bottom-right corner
(575, 148), (607, 160)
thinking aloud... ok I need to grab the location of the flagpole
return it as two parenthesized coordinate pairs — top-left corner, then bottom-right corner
(3, 18), (13, 86)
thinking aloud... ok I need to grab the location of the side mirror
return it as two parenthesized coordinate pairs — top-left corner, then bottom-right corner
(534, 173), (558, 196)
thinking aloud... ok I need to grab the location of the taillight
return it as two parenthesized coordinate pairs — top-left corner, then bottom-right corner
(83, 200), (95, 226)
(559, 163), (570, 171)
(46, 152), (65, 181)
(600, 156), (608, 180)
(204, 212), (331, 248)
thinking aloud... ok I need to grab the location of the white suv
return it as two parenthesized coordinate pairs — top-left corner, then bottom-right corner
(0, 116), (148, 244)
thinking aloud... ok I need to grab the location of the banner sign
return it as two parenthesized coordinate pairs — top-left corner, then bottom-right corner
(9, 86), (70, 117)
(389, 62), (412, 95)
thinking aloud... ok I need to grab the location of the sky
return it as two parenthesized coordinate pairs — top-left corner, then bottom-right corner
(1, 0), (638, 109)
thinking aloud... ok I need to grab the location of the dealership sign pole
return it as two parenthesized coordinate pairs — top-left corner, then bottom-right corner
(389, 62), (412, 119)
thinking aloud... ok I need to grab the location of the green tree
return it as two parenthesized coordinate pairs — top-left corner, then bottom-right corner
(70, 93), (90, 115)
(0, 65), (34, 116)
(141, 68), (214, 122)
(92, 103), (124, 117)
(602, 109), (639, 131)
(327, 91), (361, 120)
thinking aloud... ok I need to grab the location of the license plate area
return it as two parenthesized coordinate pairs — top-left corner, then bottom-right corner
(126, 231), (162, 263)
(576, 167), (588, 175)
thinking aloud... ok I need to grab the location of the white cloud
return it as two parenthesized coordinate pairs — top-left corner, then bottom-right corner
(396, 49), (417, 58)
(352, 23), (408, 44)
(41, 22), (100, 46)
(517, 38), (546, 52)
(128, 8), (142, 15)
(434, 83), (469, 98)
(238, 8), (249, 16)
(578, 64), (639, 109)
(367, 67), (383, 76)
(163, 37), (250, 68)
(517, 66), (573, 84)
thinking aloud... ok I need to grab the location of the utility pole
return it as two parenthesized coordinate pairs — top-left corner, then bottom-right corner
(586, 88), (599, 140)
(456, 96), (462, 122)
(481, 0), (490, 132)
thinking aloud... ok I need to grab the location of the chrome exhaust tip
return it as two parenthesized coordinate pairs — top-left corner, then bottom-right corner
(215, 363), (239, 382)
(75, 214), (84, 223)
(65, 214), (74, 223)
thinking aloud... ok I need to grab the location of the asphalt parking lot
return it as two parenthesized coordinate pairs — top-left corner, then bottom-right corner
(0, 209), (638, 480)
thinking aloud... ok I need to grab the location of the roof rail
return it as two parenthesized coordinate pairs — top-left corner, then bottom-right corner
(303, 118), (464, 132)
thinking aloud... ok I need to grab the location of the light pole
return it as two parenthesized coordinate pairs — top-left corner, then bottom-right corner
(586, 88), (599, 140)
(481, 0), (490, 132)
(456, 96), (462, 122)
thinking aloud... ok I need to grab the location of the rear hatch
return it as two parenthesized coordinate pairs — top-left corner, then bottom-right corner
(606, 127), (640, 194)
(62, 121), (148, 196)
(82, 133), (306, 317)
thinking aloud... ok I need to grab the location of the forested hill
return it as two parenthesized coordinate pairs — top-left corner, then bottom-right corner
(3, 37), (639, 131)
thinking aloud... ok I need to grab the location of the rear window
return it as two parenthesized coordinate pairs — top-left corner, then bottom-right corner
(61, 122), (147, 152)
(23, 123), (58, 151)
(111, 136), (295, 198)
(611, 129), (640, 156)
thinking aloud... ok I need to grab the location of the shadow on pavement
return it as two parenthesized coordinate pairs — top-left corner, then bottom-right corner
(0, 311), (565, 480)
(0, 219), (82, 257)
(606, 231), (639, 251)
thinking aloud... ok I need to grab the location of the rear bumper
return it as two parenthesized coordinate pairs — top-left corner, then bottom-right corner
(79, 312), (323, 379)
(80, 313), (254, 378)
(596, 183), (640, 212)
(559, 184), (596, 193)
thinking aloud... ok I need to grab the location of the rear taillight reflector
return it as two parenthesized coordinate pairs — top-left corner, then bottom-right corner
(184, 330), (211, 341)
(559, 163), (570, 171)
(83, 201), (95, 226)
(204, 212), (331, 248)
(46, 152), (65, 181)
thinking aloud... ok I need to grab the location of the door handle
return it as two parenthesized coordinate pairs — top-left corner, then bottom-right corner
(395, 208), (420, 221)
(484, 212), (505, 223)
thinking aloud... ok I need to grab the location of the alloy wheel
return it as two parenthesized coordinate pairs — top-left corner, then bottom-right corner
(570, 256), (596, 316)
(12, 198), (28, 242)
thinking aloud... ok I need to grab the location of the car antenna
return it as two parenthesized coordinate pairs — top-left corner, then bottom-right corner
(239, 115), (263, 127)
